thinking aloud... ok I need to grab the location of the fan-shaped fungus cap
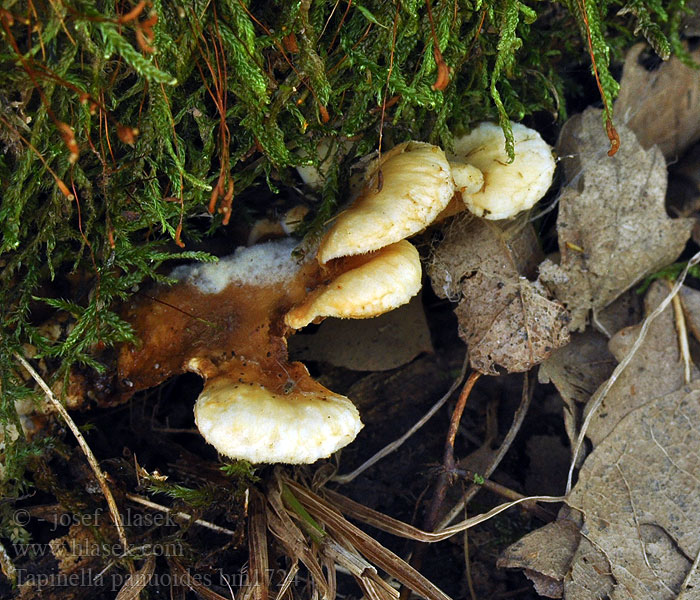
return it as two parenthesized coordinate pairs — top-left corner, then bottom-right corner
(192, 360), (362, 464)
(285, 240), (422, 330)
(318, 141), (454, 264)
(450, 122), (555, 220)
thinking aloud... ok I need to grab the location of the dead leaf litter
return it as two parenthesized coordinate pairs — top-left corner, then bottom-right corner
(539, 107), (693, 331)
(428, 216), (570, 374)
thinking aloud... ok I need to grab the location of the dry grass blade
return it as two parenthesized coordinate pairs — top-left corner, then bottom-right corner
(115, 555), (156, 600)
(266, 480), (330, 597)
(273, 562), (300, 600)
(322, 537), (398, 600)
(322, 536), (375, 577)
(323, 489), (441, 541)
(357, 574), (401, 600)
(277, 478), (397, 600)
(283, 480), (452, 600)
(168, 558), (232, 600)
(291, 479), (564, 542)
(320, 555), (336, 600)
(669, 281), (692, 384)
(332, 531), (399, 600)
(249, 490), (270, 600)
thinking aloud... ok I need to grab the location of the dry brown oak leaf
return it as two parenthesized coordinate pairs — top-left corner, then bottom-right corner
(560, 377), (700, 600)
(500, 282), (700, 599)
(539, 107), (692, 331)
(615, 42), (700, 159)
(538, 290), (642, 450)
(538, 328), (616, 450)
(428, 216), (569, 374)
(497, 516), (582, 598)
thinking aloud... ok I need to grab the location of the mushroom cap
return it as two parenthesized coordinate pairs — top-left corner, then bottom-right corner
(451, 122), (555, 220)
(318, 141), (454, 263)
(285, 240), (422, 330)
(449, 161), (484, 196)
(194, 375), (362, 464)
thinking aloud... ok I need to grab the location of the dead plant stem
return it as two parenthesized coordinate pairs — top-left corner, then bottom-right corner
(437, 372), (533, 530)
(311, 481), (564, 543)
(400, 371), (481, 600)
(125, 494), (237, 536)
(443, 372), (482, 470)
(453, 468), (555, 522)
(14, 353), (132, 570)
(668, 279), (692, 384)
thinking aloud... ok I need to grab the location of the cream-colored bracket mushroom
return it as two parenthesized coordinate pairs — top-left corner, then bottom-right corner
(195, 379), (361, 464)
(318, 141), (456, 263)
(286, 240), (422, 330)
(87, 122), (555, 464)
(449, 121), (555, 220)
(190, 358), (362, 464)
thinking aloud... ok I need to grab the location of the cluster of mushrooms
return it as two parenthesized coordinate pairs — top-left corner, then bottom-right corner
(116, 122), (555, 464)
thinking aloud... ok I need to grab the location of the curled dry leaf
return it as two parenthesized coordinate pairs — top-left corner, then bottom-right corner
(501, 282), (700, 599)
(428, 216), (570, 375)
(539, 330), (615, 450)
(614, 43), (700, 159)
(538, 291), (641, 451)
(539, 108), (693, 331)
(539, 329), (615, 407)
(497, 517), (581, 598)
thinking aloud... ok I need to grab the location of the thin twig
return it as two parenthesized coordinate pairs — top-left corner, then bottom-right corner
(463, 503), (477, 600)
(14, 353), (131, 562)
(400, 371), (481, 600)
(125, 494), (237, 536)
(566, 250), (700, 493)
(333, 352), (469, 484)
(437, 372), (533, 530)
(425, 371), (482, 533)
(443, 372), (482, 471)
